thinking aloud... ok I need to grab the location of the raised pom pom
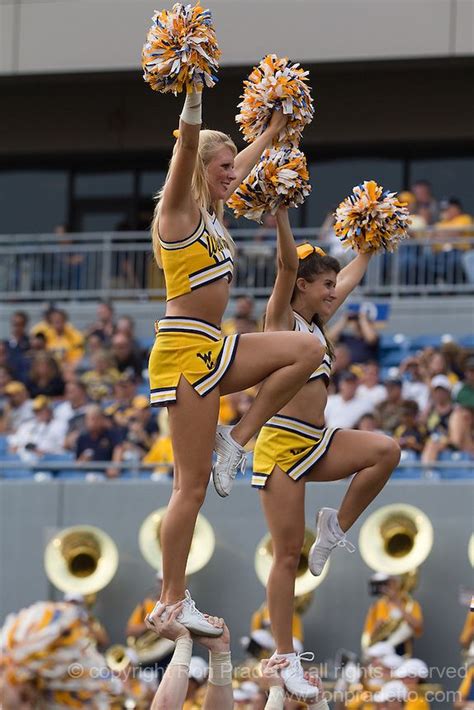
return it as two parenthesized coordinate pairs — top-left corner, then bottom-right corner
(227, 147), (311, 223)
(334, 180), (410, 253)
(236, 54), (314, 146)
(142, 3), (221, 95)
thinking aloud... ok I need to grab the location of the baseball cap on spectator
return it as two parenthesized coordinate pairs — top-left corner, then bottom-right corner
(132, 395), (149, 410)
(373, 680), (408, 703)
(5, 381), (27, 396)
(381, 653), (404, 671)
(366, 641), (395, 659)
(340, 370), (358, 383)
(32, 395), (51, 411)
(393, 658), (429, 679)
(188, 656), (208, 684)
(430, 375), (451, 391)
(385, 376), (402, 387)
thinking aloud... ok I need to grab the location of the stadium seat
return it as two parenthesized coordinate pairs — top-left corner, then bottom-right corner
(0, 435), (8, 456)
(410, 334), (444, 350)
(136, 382), (150, 397)
(56, 471), (88, 480)
(438, 450), (474, 479)
(38, 452), (75, 476)
(379, 333), (409, 367)
(139, 336), (156, 352)
(459, 335), (474, 348)
(0, 453), (32, 479)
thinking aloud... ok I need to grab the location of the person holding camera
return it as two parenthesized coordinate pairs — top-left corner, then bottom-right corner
(329, 309), (379, 365)
(362, 574), (424, 657)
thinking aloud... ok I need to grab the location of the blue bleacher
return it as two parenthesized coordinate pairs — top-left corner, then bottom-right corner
(0, 453), (32, 479)
(0, 435), (8, 456)
(379, 333), (409, 368)
(438, 450), (474, 480)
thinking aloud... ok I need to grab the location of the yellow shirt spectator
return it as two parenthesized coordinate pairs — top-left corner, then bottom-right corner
(433, 199), (473, 251)
(32, 310), (84, 364)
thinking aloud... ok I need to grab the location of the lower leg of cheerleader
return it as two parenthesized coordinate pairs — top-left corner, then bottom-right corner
(159, 380), (219, 604)
(306, 430), (401, 531)
(260, 468), (306, 653)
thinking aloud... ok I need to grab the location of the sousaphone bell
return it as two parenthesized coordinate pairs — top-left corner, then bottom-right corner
(44, 524), (119, 595)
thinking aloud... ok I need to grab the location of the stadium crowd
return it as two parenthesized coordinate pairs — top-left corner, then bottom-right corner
(0, 297), (472, 478)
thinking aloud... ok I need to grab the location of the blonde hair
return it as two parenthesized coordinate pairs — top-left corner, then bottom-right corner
(151, 130), (237, 267)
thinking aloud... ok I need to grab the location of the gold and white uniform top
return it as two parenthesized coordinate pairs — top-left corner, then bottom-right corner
(159, 209), (234, 301)
(293, 311), (332, 383)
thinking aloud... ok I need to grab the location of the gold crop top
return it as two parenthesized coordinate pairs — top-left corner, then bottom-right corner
(159, 210), (234, 301)
(293, 311), (332, 384)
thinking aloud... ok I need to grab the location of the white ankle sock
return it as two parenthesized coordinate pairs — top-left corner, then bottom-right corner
(329, 511), (344, 538)
(275, 651), (296, 659)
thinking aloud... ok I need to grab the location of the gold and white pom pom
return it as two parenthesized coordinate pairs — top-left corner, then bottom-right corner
(334, 180), (410, 253)
(142, 2), (220, 95)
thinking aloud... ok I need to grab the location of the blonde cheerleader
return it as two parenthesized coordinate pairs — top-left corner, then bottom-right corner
(142, 5), (324, 638)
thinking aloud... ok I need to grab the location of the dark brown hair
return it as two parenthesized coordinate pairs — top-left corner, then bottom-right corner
(291, 251), (341, 360)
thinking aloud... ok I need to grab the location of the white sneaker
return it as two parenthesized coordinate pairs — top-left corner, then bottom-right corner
(277, 652), (320, 701)
(145, 590), (223, 637)
(308, 508), (355, 576)
(212, 425), (247, 498)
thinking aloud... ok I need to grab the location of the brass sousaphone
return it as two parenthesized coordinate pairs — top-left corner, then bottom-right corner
(359, 503), (433, 648)
(44, 524), (119, 595)
(133, 507), (216, 664)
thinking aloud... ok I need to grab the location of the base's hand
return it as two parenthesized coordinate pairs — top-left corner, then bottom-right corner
(304, 671), (323, 693)
(261, 657), (289, 688)
(148, 601), (189, 642)
(196, 618), (228, 652)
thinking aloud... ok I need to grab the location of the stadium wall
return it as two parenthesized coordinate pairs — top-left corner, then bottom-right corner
(0, 479), (471, 696)
(0, 0), (472, 76)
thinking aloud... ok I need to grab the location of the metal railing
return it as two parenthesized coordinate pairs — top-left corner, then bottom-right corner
(0, 458), (472, 481)
(1, 228), (473, 301)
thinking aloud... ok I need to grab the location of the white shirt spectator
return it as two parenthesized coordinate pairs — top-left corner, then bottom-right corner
(325, 393), (374, 429)
(357, 383), (388, 407)
(54, 401), (88, 427)
(8, 417), (67, 460)
(9, 399), (35, 433)
(402, 380), (429, 411)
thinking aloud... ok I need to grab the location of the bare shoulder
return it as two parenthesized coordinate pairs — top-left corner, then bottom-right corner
(264, 309), (295, 333)
(158, 200), (201, 243)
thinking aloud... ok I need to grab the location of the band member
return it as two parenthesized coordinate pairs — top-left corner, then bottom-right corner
(234, 207), (399, 699)
(146, 87), (325, 635)
(362, 574), (424, 656)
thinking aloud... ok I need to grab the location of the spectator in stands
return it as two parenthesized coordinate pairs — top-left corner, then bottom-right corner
(28, 331), (47, 356)
(54, 380), (89, 450)
(376, 377), (405, 434)
(410, 180), (438, 224)
(426, 350), (459, 386)
(77, 331), (108, 374)
(397, 192), (428, 285)
(356, 413), (380, 432)
(5, 312), (30, 376)
(8, 396), (66, 462)
(449, 355), (474, 455)
(31, 307), (84, 365)
(427, 197), (473, 283)
(44, 308), (84, 365)
(331, 343), (353, 392)
(329, 309), (379, 364)
(111, 333), (143, 380)
(117, 418), (151, 467)
(325, 370), (374, 429)
(130, 395), (159, 439)
(76, 405), (124, 477)
(143, 409), (174, 476)
(25, 353), (65, 399)
(4, 381), (34, 433)
(393, 400), (426, 455)
(81, 349), (120, 402)
(357, 361), (387, 407)
(0, 340), (21, 381)
(86, 301), (115, 343)
(399, 357), (430, 411)
(0, 365), (14, 406)
(104, 372), (138, 428)
(223, 296), (259, 335)
(421, 375), (454, 463)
